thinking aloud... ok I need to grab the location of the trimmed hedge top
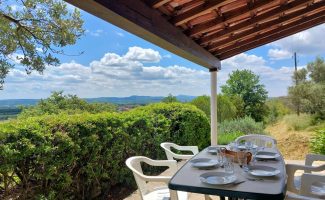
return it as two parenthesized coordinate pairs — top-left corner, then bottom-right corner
(0, 102), (210, 199)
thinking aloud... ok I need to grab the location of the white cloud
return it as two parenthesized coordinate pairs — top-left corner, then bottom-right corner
(124, 46), (161, 63)
(116, 32), (124, 37)
(163, 54), (172, 59)
(86, 29), (104, 37)
(220, 53), (295, 97)
(269, 24), (325, 56)
(268, 49), (292, 60)
(2, 47), (297, 99)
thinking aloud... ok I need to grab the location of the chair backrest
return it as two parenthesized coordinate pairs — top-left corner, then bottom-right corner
(305, 154), (325, 173)
(235, 134), (277, 148)
(126, 156), (177, 199)
(300, 173), (325, 198)
(126, 156), (149, 198)
(160, 142), (199, 160)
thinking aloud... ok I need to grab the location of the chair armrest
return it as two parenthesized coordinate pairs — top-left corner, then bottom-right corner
(286, 164), (325, 193)
(174, 145), (199, 155)
(300, 173), (325, 198)
(141, 175), (172, 183)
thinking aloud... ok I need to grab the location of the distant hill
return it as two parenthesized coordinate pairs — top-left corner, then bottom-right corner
(0, 95), (197, 108)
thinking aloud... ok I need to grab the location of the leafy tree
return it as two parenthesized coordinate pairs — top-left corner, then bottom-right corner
(0, 0), (84, 89)
(265, 98), (291, 124)
(162, 94), (178, 103)
(19, 91), (116, 118)
(190, 95), (237, 123)
(307, 56), (325, 83)
(221, 69), (268, 122)
(289, 57), (325, 118)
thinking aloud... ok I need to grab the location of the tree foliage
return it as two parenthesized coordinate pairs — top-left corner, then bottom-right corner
(162, 93), (178, 103)
(0, 0), (84, 89)
(190, 95), (238, 123)
(221, 69), (268, 122)
(18, 91), (116, 118)
(289, 57), (325, 119)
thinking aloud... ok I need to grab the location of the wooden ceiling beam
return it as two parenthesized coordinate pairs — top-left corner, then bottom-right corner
(146, 0), (171, 8)
(171, 0), (233, 26)
(64, 0), (221, 69)
(191, 0), (312, 39)
(217, 15), (325, 60)
(207, 3), (325, 52)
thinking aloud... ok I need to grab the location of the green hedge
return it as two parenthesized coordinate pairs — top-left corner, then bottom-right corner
(218, 116), (266, 135)
(310, 129), (325, 155)
(0, 103), (209, 199)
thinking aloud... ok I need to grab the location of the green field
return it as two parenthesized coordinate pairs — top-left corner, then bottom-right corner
(0, 107), (21, 121)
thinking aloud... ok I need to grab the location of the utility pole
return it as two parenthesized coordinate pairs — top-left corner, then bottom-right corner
(294, 52), (300, 116)
(294, 52), (298, 85)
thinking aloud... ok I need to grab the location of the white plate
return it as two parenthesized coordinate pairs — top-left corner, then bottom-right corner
(255, 151), (280, 160)
(190, 158), (219, 169)
(248, 165), (280, 177)
(207, 146), (218, 154)
(200, 172), (237, 185)
(237, 144), (258, 150)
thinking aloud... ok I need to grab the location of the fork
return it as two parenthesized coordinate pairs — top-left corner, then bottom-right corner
(246, 177), (264, 181)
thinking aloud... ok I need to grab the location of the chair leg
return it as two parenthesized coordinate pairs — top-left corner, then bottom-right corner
(204, 195), (211, 200)
(170, 189), (178, 200)
(220, 197), (226, 200)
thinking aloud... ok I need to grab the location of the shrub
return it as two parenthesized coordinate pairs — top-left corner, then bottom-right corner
(265, 98), (291, 124)
(218, 116), (265, 135)
(0, 103), (210, 199)
(190, 95), (237, 123)
(218, 132), (245, 145)
(283, 114), (312, 131)
(310, 129), (325, 155)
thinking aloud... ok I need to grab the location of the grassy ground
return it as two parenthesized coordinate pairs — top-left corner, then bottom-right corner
(265, 114), (325, 160)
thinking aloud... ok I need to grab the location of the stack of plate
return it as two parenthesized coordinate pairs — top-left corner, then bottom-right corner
(190, 158), (219, 169)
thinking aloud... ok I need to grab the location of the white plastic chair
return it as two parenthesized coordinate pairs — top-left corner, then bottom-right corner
(300, 173), (325, 198)
(126, 156), (188, 200)
(286, 154), (325, 194)
(235, 134), (277, 148)
(286, 173), (325, 200)
(160, 143), (212, 200)
(160, 142), (199, 161)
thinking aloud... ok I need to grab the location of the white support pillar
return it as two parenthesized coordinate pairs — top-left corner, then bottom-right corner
(210, 68), (218, 146)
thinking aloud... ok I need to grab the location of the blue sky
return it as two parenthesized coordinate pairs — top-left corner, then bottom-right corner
(1, 3), (325, 99)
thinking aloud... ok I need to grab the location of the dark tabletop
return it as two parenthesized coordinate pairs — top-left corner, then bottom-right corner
(168, 146), (287, 200)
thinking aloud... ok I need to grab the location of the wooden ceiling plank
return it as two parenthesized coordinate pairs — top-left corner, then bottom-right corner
(171, 0), (233, 26)
(199, 1), (318, 45)
(208, 3), (325, 51)
(216, 12), (325, 55)
(217, 16), (325, 60)
(190, 0), (312, 38)
(64, 0), (220, 69)
(147, 0), (171, 8)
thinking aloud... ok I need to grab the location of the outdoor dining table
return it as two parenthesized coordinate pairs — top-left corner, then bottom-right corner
(168, 146), (287, 200)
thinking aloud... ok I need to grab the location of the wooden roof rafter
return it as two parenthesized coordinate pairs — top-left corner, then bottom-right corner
(217, 15), (325, 59)
(207, 1), (325, 52)
(66, 0), (325, 66)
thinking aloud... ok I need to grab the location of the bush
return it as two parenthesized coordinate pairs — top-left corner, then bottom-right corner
(310, 129), (325, 155)
(265, 98), (291, 124)
(283, 114), (313, 131)
(0, 103), (210, 199)
(218, 116), (265, 135)
(218, 132), (245, 145)
(190, 95), (237, 123)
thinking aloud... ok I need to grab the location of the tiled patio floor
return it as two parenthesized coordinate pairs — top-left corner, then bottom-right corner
(125, 160), (325, 200)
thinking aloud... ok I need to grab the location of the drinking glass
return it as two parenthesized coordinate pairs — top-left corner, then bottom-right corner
(237, 151), (249, 172)
(245, 141), (253, 150)
(229, 141), (237, 151)
(217, 148), (226, 165)
(224, 156), (235, 175)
